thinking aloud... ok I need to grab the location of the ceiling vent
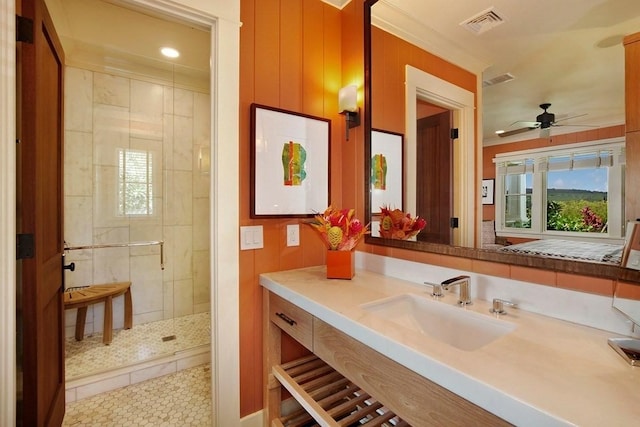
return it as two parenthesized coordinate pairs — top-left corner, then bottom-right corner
(461, 8), (506, 35)
(483, 73), (515, 87)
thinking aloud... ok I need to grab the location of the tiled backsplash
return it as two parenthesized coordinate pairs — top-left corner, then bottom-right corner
(357, 252), (639, 337)
(63, 66), (211, 337)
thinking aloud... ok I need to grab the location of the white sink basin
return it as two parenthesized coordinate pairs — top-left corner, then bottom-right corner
(361, 294), (516, 351)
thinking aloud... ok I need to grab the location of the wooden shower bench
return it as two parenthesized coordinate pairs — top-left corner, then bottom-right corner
(63, 281), (132, 345)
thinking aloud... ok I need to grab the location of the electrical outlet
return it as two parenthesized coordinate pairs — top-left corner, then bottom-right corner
(287, 224), (300, 247)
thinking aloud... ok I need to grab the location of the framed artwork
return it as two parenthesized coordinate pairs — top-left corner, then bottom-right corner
(482, 179), (495, 205)
(250, 104), (330, 218)
(370, 129), (403, 213)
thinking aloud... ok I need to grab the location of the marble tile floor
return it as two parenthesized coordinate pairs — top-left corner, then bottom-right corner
(66, 312), (211, 380)
(63, 364), (212, 426)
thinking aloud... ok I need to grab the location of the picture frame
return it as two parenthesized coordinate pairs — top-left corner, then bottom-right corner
(482, 179), (495, 205)
(250, 104), (331, 218)
(370, 129), (404, 213)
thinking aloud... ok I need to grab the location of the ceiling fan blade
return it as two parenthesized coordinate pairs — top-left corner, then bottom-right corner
(553, 113), (588, 124)
(509, 120), (539, 128)
(552, 123), (599, 128)
(498, 126), (537, 138)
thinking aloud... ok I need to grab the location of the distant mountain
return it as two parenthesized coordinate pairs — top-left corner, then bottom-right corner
(524, 188), (607, 201)
(547, 188), (607, 202)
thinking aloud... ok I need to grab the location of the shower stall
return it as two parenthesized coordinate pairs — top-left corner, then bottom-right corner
(59, 0), (212, 381)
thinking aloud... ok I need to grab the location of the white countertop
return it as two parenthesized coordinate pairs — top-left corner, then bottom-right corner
(260, 266), (640, 427)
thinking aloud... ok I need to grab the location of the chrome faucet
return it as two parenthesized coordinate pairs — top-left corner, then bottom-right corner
(441, 275), (472, 306)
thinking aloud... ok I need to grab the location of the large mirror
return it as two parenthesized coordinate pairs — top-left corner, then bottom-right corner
(364, 0), (640, 282)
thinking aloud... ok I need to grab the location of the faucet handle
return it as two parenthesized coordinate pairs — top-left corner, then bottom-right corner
(491, 298), (517, 315)
(424, 281), (443, 297)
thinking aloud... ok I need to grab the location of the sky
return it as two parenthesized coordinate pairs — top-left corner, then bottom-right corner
(524, 168), (608, 193)
(547, 169), (608, 192)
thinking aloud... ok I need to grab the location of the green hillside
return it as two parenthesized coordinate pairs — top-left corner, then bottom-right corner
(547, 188), (607, 202)
(525, 188), (607, 202)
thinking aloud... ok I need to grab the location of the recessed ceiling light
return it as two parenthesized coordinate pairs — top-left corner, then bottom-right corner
(161, 47), (180, 58)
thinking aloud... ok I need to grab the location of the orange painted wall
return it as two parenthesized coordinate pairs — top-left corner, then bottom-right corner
(625, 33), (640, 221)
(370, 26), (477, 134)
(238, 0), (363, 416)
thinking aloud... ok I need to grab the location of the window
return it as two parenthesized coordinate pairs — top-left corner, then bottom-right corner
(118, 149), (154, 216)
(545, 152), (609, 233)
(501, 159), (533, 229)
(494, 139), (625, 241)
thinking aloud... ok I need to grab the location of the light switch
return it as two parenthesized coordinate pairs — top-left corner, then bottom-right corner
(240, 225), (263, 250)
(287, 224), (300, 247)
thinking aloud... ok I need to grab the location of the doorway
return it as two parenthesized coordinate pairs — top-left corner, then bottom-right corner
(51, 0), (212, 381)
(404, 64), (476, 247)
(3, 0), (240, 425)
(416, 107), (453, 245)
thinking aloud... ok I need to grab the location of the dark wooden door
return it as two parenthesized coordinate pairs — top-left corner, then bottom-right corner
(17, 0), (66, 424)
(416, 111), (452, 244)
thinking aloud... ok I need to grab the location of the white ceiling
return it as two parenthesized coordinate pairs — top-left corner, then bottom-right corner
(45, 0), (211, 89)
(48, 0), (640, 145)
(371, 0), (640, 144)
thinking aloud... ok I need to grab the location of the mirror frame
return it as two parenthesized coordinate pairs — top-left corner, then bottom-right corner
(363, 0), (640, 284)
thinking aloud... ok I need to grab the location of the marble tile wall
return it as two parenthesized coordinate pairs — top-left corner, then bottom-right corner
(63, 66), (211, 338)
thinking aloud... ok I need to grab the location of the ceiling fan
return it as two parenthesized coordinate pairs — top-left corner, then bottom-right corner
(498, 103), (590, 138)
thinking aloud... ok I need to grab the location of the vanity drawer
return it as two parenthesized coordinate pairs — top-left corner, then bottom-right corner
(269, 293), (313, 350)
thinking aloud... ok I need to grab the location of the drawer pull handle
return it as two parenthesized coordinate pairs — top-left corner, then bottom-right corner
(276, 312), (297, 326)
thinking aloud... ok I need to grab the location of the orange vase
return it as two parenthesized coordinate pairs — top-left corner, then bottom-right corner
(326, 250), (355, 279)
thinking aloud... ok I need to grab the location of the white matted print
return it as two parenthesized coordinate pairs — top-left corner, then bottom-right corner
(250, 104), (330, 217)
(371, 129), (403, 213)
(482, 179), (495, 205)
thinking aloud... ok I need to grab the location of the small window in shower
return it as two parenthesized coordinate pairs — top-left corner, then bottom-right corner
(118, 148), (154, 216)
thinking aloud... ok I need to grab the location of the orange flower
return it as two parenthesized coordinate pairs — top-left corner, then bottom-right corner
(308, 206), (370, 251)
(379, 206), (426, 240)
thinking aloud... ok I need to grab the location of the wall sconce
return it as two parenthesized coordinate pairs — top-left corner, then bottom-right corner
(198, 146), (210, 175)
(339, 85), (360, 141)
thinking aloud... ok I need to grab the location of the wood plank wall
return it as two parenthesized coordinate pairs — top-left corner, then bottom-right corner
(625, 33), (640, 222)
(370, 26), (477, 134)
(239, 0), (358, 416)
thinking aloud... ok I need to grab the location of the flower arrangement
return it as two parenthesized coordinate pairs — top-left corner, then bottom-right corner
(308, 206), (369, 251)
(379, 206), (426, 240)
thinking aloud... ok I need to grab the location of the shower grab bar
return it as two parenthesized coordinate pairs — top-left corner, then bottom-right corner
(65, 240), (165, 270)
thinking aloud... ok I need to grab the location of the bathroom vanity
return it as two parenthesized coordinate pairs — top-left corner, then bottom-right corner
(261, 266), (640, 426)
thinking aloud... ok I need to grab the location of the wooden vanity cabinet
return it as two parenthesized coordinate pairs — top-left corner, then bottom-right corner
(263, 289), (510, 426)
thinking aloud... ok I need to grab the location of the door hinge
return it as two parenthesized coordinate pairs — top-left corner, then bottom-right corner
(16, 15), (34, 44)
(16, 233), (35, 259)
(450, 217), (459, 228)
(450, 128), (459, 140)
